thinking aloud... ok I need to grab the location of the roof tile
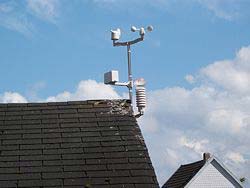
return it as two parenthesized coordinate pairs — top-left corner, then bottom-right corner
(0, 99), (159, 187)
(162, 160), (205, 188)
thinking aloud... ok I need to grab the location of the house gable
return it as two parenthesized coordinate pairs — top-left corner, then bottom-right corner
(186, 159), (242, 188)
(162, 154), (243, 188)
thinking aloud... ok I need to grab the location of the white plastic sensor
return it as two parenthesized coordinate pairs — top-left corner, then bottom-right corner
(104, 70), (119, 84)
(131, 25), (153, 34)
(134, 78), (146, 114)
(139, 28), (145, 36)
(131, 26), (138, 32)
(111, 28), (121, 40)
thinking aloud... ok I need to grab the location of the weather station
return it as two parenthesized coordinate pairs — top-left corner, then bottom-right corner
(104, 25), (153, 117)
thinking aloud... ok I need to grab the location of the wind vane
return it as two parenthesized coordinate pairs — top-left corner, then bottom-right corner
(104, 25), (153, 117)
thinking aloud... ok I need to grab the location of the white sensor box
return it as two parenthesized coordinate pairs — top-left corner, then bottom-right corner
(104, 70), (119, 84)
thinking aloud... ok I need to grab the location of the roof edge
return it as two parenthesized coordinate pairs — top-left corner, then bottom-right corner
(184, 156), (244, 188)
(162, 160), (205, 188)
(180, 160), (205, 167)
(0, 99), (133, 116)
(0, 99), (131, 106)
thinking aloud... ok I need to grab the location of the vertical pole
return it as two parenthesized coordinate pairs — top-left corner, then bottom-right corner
(127, 44), (133, 103)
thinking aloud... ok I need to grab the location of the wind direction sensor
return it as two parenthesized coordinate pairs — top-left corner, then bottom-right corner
(104, 25), (153, 117)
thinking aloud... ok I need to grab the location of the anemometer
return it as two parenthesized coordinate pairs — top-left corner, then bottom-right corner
(104, 25), (153, 117)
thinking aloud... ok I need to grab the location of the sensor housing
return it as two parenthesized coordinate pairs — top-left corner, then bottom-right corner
(104, 70), (119, 84)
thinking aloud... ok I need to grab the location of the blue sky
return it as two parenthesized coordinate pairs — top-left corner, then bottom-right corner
(1, 0), (250, 186)
(1, 0), (250, 97)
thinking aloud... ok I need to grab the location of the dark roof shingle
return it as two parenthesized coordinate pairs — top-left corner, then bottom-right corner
(0, 99), (159, 188)
(162, 160), (205, 188)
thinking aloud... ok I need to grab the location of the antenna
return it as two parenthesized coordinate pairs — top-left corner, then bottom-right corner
(104, 25), (153, 117)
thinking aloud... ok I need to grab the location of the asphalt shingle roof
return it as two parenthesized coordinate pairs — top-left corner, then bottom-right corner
(162, 160), (205, 188)
(0, 99), (159, 188)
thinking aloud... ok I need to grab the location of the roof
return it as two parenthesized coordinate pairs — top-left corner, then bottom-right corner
(162, 155), (244, 188)
(184, 156), (244, 188)
(0, 99), (159, 188)
(162, 160), (205, 188)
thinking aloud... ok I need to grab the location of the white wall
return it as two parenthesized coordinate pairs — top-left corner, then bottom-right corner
(187, 160), (241, 188)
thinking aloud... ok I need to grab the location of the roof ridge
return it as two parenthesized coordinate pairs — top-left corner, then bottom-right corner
(0, 99), (133, 116)
(180, 159), (205, 167)
(0, 99), (131, 105)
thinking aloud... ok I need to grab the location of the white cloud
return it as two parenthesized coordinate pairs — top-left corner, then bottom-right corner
(92, 0), (160, 5)
(201, 51), (250, 95)
(180, 136), (209, 154)
(200, 46), (250, 96)
(26, 81), (47, 101)
(26, 0), (59, 23)
(0, 0), (247, 37)
(93, 0), (118, 3)
(140, 46), (250, 185)
(91, 0), (248, 21)
(139, 115), (159, 133)
(185, 74), (195, 84)
(0, 92), (27, 103)
(227, 152), (246, 164)
(0, 15), (34, 37)
(165, 148), (179, 167)
(90, 0), (170, 12)
(0, 0), (59, 37)
(0, 1), (34, 37)
(46, 80), (121, 102)
(207, 109), (248, 134)
(0, 80), (120, 103)
(194, 0), (240, 20)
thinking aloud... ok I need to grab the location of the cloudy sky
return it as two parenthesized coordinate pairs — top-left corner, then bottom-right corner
(1, 0), (250, 186)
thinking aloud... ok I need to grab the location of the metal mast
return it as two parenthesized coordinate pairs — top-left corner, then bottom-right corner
(104, 26), (153, 116)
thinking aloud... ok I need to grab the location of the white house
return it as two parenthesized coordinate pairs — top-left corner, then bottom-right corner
(162, 153), (244, 188)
